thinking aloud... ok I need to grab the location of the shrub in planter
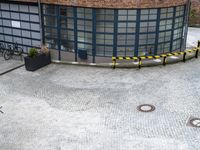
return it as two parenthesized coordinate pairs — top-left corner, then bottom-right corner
(28, 48), (38, 58)
(24, 46), (51, 71)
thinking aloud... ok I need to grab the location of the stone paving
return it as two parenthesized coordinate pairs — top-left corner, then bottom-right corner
(187, 27), (200, 49)
(0, 57), (200, 150)
(0, 56), (24, 75)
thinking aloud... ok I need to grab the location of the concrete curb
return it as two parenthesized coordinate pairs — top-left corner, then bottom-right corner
(0, 64), (25, 76)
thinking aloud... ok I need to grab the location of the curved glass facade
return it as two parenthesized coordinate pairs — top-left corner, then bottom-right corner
(42, 4), (187, 62)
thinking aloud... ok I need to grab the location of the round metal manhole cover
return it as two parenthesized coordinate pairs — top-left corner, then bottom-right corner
(190, 118), (200, 128)
(137, 104), (155, 112)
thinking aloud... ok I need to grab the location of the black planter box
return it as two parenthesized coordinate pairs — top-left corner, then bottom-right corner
(24, 53), (51, 71)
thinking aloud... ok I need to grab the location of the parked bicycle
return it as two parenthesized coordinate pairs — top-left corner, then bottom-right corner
(0, 42), (6, 56)
(3, 43), (23, 60)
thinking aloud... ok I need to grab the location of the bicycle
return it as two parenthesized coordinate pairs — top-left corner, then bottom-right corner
(3, 43), (23, 60)
(0, 42), (6, 56)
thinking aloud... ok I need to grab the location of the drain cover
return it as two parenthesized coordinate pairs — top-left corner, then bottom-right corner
(137, 104), (155, 112)
(190, 118), (200, 128)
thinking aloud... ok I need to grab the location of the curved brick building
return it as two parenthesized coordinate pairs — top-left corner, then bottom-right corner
(0, 0), (190, 63)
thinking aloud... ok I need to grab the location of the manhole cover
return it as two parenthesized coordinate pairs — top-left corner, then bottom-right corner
(190, 118), (200, 128)
(137, 104), (155, 112)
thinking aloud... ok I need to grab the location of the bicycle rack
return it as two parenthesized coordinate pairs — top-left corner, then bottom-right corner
(0, 42), (24, 60)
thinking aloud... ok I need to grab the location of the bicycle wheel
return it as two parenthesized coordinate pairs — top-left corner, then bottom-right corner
(17, 47), (23, 55)
(15, 47), (23, 56)
(0, 44), (4, 56)
(3, 50), (12, 60)
(0, 48), (3, 56)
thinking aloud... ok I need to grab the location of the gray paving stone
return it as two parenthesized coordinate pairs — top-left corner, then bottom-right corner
(0, 56), (24, 75)
(0, 57), (200, 150)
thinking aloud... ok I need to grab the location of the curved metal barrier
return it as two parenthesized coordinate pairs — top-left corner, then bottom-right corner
(112, 41), (200, 69)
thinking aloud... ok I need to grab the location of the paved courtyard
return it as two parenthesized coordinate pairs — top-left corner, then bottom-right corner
(0, 27), (200, 150)
(186, 27), (200, 48)
(0, 57), (200, 150)
(0, 56), (24, 75)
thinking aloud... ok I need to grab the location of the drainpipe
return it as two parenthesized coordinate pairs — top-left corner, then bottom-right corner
(38, 0), (43, 47)
(184, 0), (191, 50)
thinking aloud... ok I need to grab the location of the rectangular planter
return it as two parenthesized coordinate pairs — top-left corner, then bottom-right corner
(24, 53), (51, 71)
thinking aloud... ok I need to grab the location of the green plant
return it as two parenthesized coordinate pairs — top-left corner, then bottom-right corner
(28, 48), (38, 58)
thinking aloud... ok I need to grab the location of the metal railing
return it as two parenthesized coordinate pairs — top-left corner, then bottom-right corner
(112, 40), (200, 69)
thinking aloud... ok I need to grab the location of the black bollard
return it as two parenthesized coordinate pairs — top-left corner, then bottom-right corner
(113, 60), (116, 69)
(195, 49), (199, 58)
(138, 57), (142, 69)
(198, 41), (200, 47)
(163, 56), (167, 66)
(183, 52), (187, 62)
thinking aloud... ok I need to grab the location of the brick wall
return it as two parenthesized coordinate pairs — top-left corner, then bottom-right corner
(12, 0), (187, 8)
(190, 0), (200, 26)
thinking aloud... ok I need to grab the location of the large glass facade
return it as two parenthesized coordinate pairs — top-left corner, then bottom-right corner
(42, 4), (187, 61)
(0, 2), (40, 53)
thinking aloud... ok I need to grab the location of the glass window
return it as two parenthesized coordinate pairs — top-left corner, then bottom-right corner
(60, 7), (73, 18)
(138, 8), (157, 56)
(95, 9), (114, 56)
(117, 9), (136, 56)
(76, 8), (93, 54)
(141, 9), (157, 20)
(44, 15), (57, 27)
(43, 5), (56, 15)
(128, 10), (137, 15)
(159, 19), (173, 31)
(161, 7), (174, 19)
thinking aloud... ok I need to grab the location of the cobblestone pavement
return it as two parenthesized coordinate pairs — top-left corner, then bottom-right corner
(187, 27), (200, 48)
(0, 57), (200, 150)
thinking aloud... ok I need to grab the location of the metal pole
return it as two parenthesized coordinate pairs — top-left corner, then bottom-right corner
(38, 0), (43, 47)
(163, 56), (167, 66)
(113, 58), (116, 69)
(183, 52), (187, 62)
(183, 0), (191, 50)
(138, 57), (142, 69)
(195, 49), (199, 58)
